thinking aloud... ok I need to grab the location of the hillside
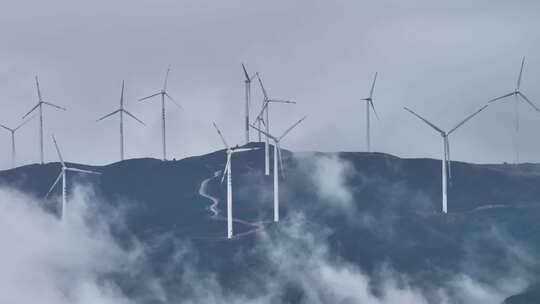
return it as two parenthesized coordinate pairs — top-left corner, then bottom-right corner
(1, 142), (539, 303)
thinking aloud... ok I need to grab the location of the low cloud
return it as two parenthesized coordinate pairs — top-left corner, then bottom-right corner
(0, 186), (137, 304)
(295, 153), (356, 213)
(0, 180), (533, 304)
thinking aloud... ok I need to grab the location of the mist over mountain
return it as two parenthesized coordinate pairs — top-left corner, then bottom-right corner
(1, 142), (539, 303)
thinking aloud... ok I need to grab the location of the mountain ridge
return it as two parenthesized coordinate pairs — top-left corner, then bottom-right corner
(1, 142), (539, 303)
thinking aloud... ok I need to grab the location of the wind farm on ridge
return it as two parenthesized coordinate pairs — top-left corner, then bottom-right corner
(1, 58), (539, 239)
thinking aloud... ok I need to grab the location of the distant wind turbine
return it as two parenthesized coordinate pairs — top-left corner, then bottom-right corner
(250, 116), (306, 222)
(242, 64), (257, 144)
(255, 73), (296, 175)
(404, 105), (488, 213)
(0, 116), (34, 168)
(46, 136), (101, 220)
(488, 57), (540, 164)
(139, 66), (182, 161)
(213, 122), (257, 239)
(254, 115), (265, 142)
(97, 81), (145, 161)
(22, 76), (66, 164)
(360, 72), (379, 152)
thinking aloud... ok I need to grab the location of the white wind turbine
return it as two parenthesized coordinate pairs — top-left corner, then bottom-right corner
(139, 66), (182, 161)
(242, 64), (257, 144)
(213, 122), (257, 239)
(46, 136), (101, 220)
(22, 76), (66, 164)
(250, 116), (306, 222)
(360, 72), (379, 152)
(404, 105), (488, 213)
(253, 114), (265, 142)
(0, 116), (34, 168)
(255, 73), (296, 175)
(97, 81), (145, 161)
(488, 57), (540, 164)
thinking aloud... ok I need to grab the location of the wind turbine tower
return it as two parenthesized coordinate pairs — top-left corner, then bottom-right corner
(46, 136), (101, 220)
(255, 73), (296, 175)
(360, 72), (379, 152)
(251, 116), (306, 222)
(23, 76), (66, 164)
(139, 66), (182, 161)
(404, 105), (488, 213)
(488, 57), (540, 164)
(213, 122), (257, 239)
(0, 117), (34, 168)
(242, 64), (257, 144)
(97, 81), (145, 161)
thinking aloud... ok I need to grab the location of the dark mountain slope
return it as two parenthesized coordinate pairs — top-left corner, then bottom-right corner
(1, 142), (539, 303)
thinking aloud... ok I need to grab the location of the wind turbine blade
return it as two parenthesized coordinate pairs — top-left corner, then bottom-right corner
(249, 124), (276, 141)
(488, 92), (514, 103)
(96, 109), (120, 122)
(252, 115), (267, 127)
(22, 103), (40, 119)
(138, 92), (161, 101)
(35, 76), (43, 101)
(370, 100), (380, 121)
(120, 80), (125, 109)
(165, 93), (183, 109)
(45, 172), (63, 198)
(277, 143), (285, 178)
(259, 115), (267, 127)
(163, 66), (171, 91)
(43, 102), (67, 111)
(52, 135), (65, 167)
(369, 72), (378, 99)
(14, 115), (35, 131)
(232, 148), (258, 153)
(213, 122), (230, 149)
(448, 104), (489, 135)
(403, 107), (444, 134)
(123, 110), (145, 125)
(242, 63), (250, 81)
(279, 116), (307, 140)
(66, 167), (101, 174)
(256, 73), (268, 100)
(517, 57), (525, 90)
(0, 123), (12, 132)
(254, 102), (269, 124)
(221, 155), (231, 184)
(518, 92), (540, 112)
(268, 99), (296, 104)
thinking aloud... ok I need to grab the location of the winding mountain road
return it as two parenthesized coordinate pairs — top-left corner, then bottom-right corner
(198, 170), (268, 239)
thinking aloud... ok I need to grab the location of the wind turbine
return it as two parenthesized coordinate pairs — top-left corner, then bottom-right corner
(242, 64), (257, 144)
(213, 122), (257, 239)
(250, 116), (306, 222)
(255, 73), (296, 175)
(22, 76), (66, 164)
(97, 81), (145, 161)
(488, 57), (540, 164)
(0, 116), (34, 168)
(254, 114), (265, 142)
(139, 66), (182, 161)
(46, 136), (101, 220)
(360, 72), (379, 152)
(404, 105), (488, 213)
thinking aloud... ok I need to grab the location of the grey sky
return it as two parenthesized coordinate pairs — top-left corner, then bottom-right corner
(1, 0), (540, 169)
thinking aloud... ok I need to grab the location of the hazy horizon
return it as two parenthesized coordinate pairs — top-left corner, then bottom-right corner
(1, 0), (540, 169)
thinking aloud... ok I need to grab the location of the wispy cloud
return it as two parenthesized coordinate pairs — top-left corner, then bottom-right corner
(0, 178), (533, 303)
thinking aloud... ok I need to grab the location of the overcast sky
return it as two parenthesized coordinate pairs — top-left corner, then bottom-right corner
(1, 0), (540, 169)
